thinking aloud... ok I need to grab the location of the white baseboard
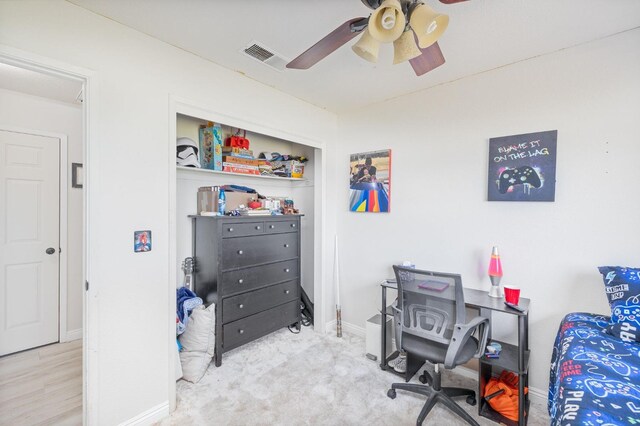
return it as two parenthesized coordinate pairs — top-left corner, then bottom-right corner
(118, 402), (170, 426)
(528, 385), (547, 405)
(61, 328), (83, 342)
(325, 319), (366, 337)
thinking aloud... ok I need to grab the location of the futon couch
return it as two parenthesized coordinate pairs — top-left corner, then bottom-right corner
(548, 312), (640, 425)
(549, 266), (640, 424)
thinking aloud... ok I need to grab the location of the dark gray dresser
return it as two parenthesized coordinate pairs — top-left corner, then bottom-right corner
(191, 214), (302, 366)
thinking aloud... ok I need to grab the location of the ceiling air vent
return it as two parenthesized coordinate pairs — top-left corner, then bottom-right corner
(241, 42), (289, 72)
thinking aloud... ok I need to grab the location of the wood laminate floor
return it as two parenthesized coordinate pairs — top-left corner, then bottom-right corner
(0, 340), (82, 426)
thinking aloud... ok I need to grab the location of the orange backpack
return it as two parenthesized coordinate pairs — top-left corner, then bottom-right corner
(484, 370), (528, 421)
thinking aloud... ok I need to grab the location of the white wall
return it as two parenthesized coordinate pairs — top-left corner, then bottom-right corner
(335, 29), (640, 393)
(0, 1), (336, 424)
(0, 88), (84, 336)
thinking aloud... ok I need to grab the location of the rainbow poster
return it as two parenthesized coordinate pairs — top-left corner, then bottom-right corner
(349, 150), (391, 213)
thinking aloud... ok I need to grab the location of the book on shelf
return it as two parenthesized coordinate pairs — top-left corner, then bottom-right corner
(222, 156), (261, 166)
(222, 146), (253, 157)
(222, 162), (260, 175)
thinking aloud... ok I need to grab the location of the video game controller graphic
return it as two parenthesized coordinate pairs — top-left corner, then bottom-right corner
(574, 350), (632, 377)
(585, 378), (640, 402)
(573, 328), (600, 340)
(498, 166), (542, 194)
(612, 305), (640, 326)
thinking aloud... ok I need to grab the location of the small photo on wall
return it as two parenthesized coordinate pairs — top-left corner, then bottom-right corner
(349, 149), (392, 213)
(487, 130), (557, 202)
(134, 230), (152, 253)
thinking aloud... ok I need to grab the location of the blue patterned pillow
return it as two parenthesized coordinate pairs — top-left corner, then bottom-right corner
(599, 266), (640, 342)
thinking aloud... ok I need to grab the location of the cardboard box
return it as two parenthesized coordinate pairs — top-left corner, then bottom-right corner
(225, 191), (257, 212)
(198, 123), (223, 171)
(198, 187), (257, 214)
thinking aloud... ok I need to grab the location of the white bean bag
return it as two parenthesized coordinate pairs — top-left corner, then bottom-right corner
(178, 303), (216, 383)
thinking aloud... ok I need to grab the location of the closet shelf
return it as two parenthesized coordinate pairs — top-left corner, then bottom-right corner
(176, 165), (308, 182)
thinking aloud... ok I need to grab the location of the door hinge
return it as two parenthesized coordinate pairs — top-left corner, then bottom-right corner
(85, 280), (89, 291)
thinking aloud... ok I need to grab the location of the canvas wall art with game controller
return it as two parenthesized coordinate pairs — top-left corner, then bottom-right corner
(487, 130), (557, 202)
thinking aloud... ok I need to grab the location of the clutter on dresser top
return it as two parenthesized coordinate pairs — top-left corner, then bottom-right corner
(197, 184), (299, 217)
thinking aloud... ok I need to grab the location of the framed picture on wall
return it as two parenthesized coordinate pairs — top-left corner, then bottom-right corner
(134, 230), (152, 252)
(487, 130), (557, 202)
(349, 149), (392, 213)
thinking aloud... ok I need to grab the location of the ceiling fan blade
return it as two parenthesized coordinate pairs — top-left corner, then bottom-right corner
(409, 42), (446, 76)
(439, 0), (470, 3)
(287, 17), (367, 70)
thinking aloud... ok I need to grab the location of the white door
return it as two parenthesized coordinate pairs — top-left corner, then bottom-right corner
(0, 130), (60, 356)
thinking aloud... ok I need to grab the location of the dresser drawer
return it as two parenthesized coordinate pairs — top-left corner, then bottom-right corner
(221, 221), (264, 238)
(264, 219), (299, 234)
(221, 233), (298, 269)
(223, 299), (299, 351)
(220, 259), (298, 296)
(222, 280), (298, 323)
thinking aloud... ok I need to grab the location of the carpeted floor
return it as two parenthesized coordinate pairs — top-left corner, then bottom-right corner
(163, 326), (549, 425)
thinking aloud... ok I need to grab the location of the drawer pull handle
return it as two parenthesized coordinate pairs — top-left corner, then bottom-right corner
(238, 250), (243, 255)
(239, 329), (244, 334)
(285, 268), (290, 273)
(239, 304), (244, 309)
(228, 228), (233, 232)
(238, 279), (244, 284)
(291, 223), (296, 228)
(269, 225), (275, 229)
(255, 226), (261, 230)
(285, 290), (290, 295)
(284, 244), (290, 248)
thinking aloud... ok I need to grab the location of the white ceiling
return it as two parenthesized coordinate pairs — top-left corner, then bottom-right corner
(0, 62), (83, 105)
(68, 0), (640, 113)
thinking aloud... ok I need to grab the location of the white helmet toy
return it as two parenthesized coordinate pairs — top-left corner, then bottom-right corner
(177, 137), (201, 168)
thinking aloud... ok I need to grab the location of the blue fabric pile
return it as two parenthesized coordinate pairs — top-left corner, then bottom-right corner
(176, 287), (202, 335)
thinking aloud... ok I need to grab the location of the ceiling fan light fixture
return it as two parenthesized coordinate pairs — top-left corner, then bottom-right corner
(352, 28), (380, 63)
(368, 0), (406, 43)
(392, 29), (422, 64)
(410, 3), (449, 48)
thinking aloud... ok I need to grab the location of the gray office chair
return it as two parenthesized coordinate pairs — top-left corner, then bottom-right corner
(387, 265), (490, 426)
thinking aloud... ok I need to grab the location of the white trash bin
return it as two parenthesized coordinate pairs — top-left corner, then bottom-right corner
(366, 313), (393, 362)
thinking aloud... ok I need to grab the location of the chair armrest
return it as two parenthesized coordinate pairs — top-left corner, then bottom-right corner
(444, 316), (490, 369)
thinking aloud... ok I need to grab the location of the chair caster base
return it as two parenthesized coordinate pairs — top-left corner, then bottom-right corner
(466, 395), (476, 406)
(387, 389), (397, 399)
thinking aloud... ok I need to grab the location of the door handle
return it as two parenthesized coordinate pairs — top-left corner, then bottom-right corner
(46, 247), (56, 255)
